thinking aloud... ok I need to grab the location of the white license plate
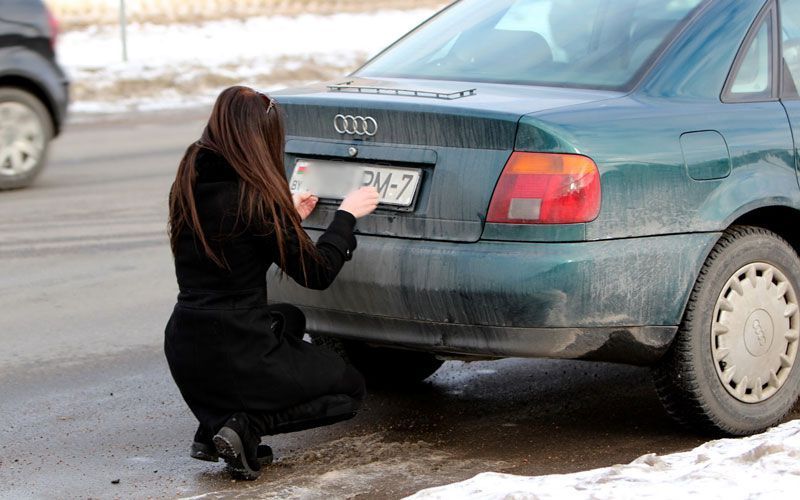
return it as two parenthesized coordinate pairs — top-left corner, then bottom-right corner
(289, 159), (422, 207)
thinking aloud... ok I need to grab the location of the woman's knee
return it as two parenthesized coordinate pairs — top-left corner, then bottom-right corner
(268, 303), (306, 337)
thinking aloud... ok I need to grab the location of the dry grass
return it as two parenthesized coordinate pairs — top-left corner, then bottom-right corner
(49, 0), (446, 30)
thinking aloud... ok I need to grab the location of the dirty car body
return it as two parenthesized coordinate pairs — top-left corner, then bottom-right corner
(270, 0), (800, 432)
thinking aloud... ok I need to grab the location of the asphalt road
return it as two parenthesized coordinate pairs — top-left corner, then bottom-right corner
(1, 110), (787, 499)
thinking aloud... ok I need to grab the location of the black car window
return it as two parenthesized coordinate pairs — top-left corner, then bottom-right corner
(358, 0), (704, 90)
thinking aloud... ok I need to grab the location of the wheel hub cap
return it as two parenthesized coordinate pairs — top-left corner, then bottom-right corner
(0, 101), (45, 176)
(744, 309), (773, 356)
(712, 262), (800, 403)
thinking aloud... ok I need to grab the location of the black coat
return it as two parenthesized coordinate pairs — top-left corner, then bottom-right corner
(164, 148), (357, 432)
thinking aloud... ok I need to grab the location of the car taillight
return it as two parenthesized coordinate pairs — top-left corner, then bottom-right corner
(487, 152), (601, 224)
(45, 6), (59, 52)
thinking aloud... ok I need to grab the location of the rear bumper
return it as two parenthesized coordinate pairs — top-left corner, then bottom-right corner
(303, 308), (676, 364)
(268, 231), (720, 363)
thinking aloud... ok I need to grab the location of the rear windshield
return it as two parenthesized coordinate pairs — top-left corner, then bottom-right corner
(358, 0), (705, 89)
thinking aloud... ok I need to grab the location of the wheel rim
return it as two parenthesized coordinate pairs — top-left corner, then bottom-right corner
(712, 262), (800, 403)
(0, 101), (46, 177)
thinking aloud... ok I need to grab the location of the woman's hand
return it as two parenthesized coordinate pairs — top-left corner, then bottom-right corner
(339, 187), (379, 219)
(293, 191), (319, 221)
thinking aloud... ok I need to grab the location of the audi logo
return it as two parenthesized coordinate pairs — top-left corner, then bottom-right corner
(334, 114), (378, 137)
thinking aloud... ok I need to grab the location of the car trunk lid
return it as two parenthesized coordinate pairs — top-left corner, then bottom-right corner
(276, 77), (620, 242)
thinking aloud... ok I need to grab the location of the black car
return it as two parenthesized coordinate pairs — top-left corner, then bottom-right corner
(0, 0), (69, 189)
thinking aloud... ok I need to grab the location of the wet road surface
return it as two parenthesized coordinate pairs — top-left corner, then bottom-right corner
(1, 110), (793, 499)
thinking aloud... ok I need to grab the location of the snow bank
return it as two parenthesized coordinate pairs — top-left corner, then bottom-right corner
(58, 8), (438, 113)
(49, 0), (442, 29)
(59, 10), (436, 71)
(407, 420), (800, 499)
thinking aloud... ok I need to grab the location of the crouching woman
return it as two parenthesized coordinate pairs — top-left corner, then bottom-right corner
(164, 85), (378, 480)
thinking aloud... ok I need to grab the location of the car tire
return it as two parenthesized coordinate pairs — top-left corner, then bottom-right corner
(653, 225), (800, 436)
(311, 334), (444, 389)
(0, 87), (53, 189)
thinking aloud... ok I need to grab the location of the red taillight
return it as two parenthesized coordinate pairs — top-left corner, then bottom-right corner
(487, 152), (601, 224)
(45, 6), (59, 52)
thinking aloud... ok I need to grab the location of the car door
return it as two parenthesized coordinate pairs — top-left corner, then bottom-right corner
(778, 0), (800, 186)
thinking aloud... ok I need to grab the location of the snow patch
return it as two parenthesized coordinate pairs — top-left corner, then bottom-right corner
(406, 419), (800, 499)
(58, 9), (438, 113)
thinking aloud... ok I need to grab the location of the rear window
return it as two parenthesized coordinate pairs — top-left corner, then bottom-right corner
(358, 0), (705, 90)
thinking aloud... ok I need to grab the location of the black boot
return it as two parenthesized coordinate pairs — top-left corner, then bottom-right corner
(213, 413), (263, 480)
(191, 424), (273, 465)
(190, 425), (220, 462)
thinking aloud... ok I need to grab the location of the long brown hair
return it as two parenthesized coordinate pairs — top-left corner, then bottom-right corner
(168, 85), (316, 271)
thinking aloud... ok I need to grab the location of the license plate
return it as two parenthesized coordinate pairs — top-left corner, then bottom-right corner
(289, 159), (422, 207)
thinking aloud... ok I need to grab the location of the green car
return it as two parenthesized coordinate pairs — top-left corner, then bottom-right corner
(270, 0), (800, 435)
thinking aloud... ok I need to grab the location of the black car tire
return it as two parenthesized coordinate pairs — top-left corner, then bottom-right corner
(312, 334), (444, 388)
(653, 225), (800, 435)
(0, 87), (53, 189)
